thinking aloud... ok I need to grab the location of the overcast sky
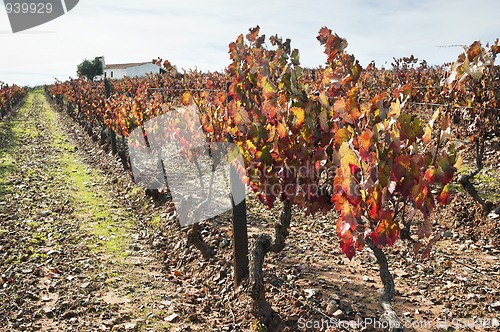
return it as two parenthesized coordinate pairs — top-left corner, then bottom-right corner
(1, 0), (499, 86)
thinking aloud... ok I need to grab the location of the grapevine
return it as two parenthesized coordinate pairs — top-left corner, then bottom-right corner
(45, 28), (500, 331)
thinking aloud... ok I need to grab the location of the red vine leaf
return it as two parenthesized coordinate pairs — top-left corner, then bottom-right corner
(437, 184), (451, 205)
(371, 210), (398, 247)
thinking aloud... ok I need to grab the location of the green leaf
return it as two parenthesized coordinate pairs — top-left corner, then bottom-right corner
(291, 49), (300, 66)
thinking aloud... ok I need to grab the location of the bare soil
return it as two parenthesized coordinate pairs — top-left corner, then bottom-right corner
(0, 91), (498, 331)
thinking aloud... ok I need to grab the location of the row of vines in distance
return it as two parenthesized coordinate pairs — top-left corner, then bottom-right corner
(0, 82), (27, 118)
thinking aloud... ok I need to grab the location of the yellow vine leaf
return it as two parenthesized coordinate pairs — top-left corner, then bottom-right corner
(339, 141), (359, 170)
(277, 122), (288, 138)
(388, 99), (400, 117)
(290, 106), (305, 127)
(261, 77), (276, 97)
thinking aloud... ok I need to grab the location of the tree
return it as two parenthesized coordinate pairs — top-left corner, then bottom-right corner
(77, 58), (103, 81)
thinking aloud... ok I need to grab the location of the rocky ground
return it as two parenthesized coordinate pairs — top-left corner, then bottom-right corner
(0, 91), (498, 331)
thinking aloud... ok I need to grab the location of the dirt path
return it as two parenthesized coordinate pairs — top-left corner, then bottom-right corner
(0, 91), (183, 331)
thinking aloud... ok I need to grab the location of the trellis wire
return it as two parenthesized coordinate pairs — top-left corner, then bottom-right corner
(409, 102), (500, 112)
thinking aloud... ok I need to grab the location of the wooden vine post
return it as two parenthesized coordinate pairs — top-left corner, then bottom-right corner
(104, 77), (117, 155)
(226, 82), (249, 286)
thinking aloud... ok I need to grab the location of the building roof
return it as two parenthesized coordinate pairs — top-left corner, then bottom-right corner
(104, 62), (152, 70)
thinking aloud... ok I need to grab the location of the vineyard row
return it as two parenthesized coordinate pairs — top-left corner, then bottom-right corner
(45, 26), (498, 328)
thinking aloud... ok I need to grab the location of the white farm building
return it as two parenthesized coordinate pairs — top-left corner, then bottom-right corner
(96, 57), (163, 80)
